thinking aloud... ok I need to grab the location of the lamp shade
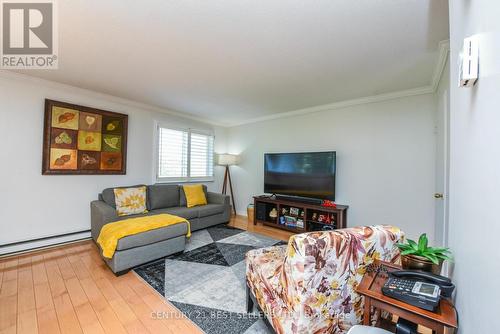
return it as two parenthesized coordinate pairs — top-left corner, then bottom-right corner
(216, 153), (239, 166)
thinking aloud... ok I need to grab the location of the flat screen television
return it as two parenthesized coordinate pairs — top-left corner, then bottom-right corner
(264, 151), (336, 200)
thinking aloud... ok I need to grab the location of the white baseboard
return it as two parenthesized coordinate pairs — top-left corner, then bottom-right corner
(0, 231), (91, 257)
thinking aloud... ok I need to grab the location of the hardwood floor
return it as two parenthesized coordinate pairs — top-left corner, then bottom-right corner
(228, 215), (294, 241)
(0, 216), (292, 334)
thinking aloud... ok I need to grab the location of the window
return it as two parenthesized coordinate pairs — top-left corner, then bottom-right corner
(156, 125), (214, 182)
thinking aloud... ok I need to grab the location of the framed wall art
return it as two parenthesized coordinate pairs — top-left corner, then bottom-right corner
(42, 99), (128, 175)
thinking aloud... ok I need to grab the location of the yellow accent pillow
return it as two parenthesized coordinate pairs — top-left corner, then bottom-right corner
(114, 186), (148, 216)
(183, 184), (207, 208)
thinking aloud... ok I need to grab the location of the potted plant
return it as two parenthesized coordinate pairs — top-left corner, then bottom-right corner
(396, 233), (452, 275)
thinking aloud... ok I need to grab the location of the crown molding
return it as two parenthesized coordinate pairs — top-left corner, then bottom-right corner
(431, 39), (450, 91)
(227, 86), (434, 127)
(0, 70), (226, 127)
(227, 40), (450, 127)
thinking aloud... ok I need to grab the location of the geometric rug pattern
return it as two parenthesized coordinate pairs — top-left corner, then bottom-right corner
(134, 224), (286, 334)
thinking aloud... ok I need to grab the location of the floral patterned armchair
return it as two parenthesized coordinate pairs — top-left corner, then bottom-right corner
(246, 225), (405, 334)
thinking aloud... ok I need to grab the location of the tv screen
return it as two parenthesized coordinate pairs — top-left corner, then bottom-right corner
(264, 151), (336, 200)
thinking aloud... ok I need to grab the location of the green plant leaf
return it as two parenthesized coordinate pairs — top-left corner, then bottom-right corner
(435, 253), (452, 260)
(407, 239), (418, 251)
(422, 253), (440, 265)
(400, 233), (453, 264)
(427, 247), (451, 254)
(397, 243), (411, 251)
(401, 249), (417, 256)
(418, 234), (428, 252)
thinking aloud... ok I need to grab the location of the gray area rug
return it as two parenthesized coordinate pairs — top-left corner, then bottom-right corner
(134, 224), (286, 334)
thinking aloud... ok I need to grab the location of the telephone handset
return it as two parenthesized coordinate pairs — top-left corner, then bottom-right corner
(382, 270), (455, 312)
(390, 270), (455, 297)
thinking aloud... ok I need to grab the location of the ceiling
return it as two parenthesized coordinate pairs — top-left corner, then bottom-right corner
(18, 0), (449, 126)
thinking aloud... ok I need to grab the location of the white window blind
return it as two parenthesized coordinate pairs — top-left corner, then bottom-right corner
(190, 132), (214, 178)
(158, 128), (188, 179)
(157, 126), (214, 182)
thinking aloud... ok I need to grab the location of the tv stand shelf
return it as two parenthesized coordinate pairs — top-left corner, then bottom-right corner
(253, 196), (348, 234)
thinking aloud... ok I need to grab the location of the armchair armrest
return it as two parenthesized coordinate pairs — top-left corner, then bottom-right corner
(90, 200), (118, 241)
(206, 192), (230, 205)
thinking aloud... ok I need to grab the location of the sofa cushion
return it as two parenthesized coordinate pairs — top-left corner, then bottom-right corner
(159, 207), (198, 220)
(182, 184), (208, 208)
(180, 184), (207, 207)
(114, 186), (148, 216)
(101, 188), (116, 208)
(148, 184), (179, 210)
(197, 204), (225, 217)
(101, 184), (146, 208)
(116, 221), (188, 251)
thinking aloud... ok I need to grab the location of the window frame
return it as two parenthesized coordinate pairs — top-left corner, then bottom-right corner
(154, 123), (215, 183)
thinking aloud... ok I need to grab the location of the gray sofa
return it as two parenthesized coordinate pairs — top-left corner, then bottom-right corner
(90, 184), (230, 274)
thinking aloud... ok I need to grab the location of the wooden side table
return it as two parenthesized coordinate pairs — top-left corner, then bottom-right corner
(356, 260), (458, 334)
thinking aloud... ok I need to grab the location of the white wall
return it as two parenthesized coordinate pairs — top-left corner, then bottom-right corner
(0, 72), (225, 254)
(226, 94), (437, 241)
(448, 1), (500, 333)
(0, 73), (443, 253)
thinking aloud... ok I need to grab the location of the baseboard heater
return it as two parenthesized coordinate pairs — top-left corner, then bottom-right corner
(0, 229), (91, 257)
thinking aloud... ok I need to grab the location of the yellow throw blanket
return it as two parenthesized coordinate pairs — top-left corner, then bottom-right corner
(97, 214), (190, 259)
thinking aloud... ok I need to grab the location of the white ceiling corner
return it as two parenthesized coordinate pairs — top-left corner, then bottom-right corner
(229, 39), (450, 127)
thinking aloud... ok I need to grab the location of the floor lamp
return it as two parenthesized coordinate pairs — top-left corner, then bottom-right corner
(217, 154), (239, 216)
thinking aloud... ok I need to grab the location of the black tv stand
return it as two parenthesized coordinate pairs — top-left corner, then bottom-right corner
(253, 195), (348, 234)
(274, 195), (322, 205)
